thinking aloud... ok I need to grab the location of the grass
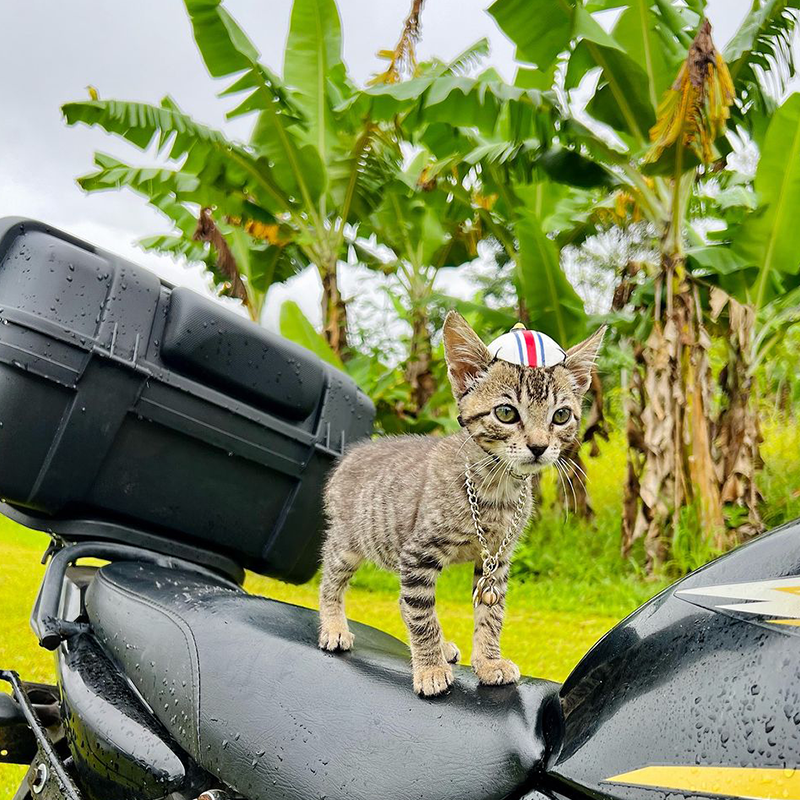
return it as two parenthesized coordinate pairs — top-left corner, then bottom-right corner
(1, 412), (798, 794)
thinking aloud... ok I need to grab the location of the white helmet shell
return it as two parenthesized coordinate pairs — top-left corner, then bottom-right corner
(487, 327), (566, 368)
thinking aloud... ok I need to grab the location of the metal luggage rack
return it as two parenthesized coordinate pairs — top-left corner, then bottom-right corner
(26, 537), (243, 651)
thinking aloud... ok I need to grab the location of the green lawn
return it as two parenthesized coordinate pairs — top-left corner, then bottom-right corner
(0, 513), (630, 795)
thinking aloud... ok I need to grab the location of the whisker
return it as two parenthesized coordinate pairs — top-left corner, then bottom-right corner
(560, 459), (578, 517)
(493, 456), (515, 492)
(553, 460), (570, 520)
(561, 458), (587, 494)
(500, 460), (514, 505)
(469, 454), (496, 471)
(457, 453), (497, 488)
(495, 460), (508, 506)
(461, 454), (500, 490)
(565, 456), (589, 482)
(483, 455), (507, 490)
(456, 430), (477, 456)
(558, 461), (573, 520)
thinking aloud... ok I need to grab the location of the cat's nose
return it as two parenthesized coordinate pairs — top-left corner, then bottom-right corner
(528, 443), (548, 459)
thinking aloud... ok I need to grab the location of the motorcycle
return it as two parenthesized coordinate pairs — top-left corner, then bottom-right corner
(1, 218), (798, 800)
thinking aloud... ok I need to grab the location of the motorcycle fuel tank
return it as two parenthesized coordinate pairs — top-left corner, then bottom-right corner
(549, 518), (800, 800)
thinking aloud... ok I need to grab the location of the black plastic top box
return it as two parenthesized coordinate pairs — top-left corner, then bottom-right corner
(0, 218), (374, 582)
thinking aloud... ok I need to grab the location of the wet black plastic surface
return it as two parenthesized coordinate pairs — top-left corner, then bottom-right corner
(59, 634), (190, 800)
(551, 519), (800, 798)
(162, 287), (326, 421)
(0, 218), (375, 581)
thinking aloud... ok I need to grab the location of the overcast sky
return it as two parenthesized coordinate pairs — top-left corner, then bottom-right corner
(0, 0), (755, 330)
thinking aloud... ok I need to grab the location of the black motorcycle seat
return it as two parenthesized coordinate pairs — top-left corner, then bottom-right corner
(85, 562), (561, 800)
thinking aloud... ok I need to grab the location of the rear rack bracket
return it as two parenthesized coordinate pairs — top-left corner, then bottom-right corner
(0, 671), (82, 799)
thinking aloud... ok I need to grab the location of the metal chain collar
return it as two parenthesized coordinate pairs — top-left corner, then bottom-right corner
(464, 461), (530, 607)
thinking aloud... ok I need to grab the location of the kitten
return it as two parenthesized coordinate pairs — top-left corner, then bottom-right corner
(318, 311), (605, 696)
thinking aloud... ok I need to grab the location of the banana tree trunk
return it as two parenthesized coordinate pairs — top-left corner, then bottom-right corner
(518, 296), (530, 327)
(584, 369), (610, 456)
(779, 382), (791, 417)
(404, 306), (436, 413)
(320, 260), (348, 356)
(622, 259), (724, 572)
(713, 292), (764, 538)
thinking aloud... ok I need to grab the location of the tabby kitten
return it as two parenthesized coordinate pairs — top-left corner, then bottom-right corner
(318, 311), (605, 696)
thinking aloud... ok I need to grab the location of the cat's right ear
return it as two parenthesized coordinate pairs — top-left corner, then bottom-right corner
(443, 311), (490, 397)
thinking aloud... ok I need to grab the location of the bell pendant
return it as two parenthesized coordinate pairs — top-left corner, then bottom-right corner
(473, 575), (501, 607)
(480, 586), (500, 607)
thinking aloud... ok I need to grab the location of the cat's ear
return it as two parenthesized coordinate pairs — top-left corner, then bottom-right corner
(443, 311), (491, 397)
(563, 326), (606, 394)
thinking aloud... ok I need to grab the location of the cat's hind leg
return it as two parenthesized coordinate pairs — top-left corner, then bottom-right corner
(442, 639), (461, 664)
(318, 539), (362, 652)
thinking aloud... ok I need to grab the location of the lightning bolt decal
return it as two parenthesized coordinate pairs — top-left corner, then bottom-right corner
(606, 765), (800, 799)
(677, 576), (800, 628)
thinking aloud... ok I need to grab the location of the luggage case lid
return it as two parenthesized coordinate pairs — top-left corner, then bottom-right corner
(0, 218), (375, 581)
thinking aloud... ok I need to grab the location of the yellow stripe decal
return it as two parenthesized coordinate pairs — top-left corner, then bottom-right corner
(606, 766), (800, 799)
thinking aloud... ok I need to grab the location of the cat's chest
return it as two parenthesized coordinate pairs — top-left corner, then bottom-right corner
(466, 500), (517, 530)
(451, 497), (526, 560)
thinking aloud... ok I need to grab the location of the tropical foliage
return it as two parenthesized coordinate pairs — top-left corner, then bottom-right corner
(64, 0), (800, 576)
(64, 0), (402, 350)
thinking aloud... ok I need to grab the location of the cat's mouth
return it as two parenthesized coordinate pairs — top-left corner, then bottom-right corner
(475, 446), (556, 477)
(517, 449), (561, 472)
(511, 457), (553, 476)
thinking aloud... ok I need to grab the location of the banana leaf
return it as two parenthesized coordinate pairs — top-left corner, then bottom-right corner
(731, 93), (800, 309)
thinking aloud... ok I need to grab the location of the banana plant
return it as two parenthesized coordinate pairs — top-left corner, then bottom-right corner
(351, 151), (481, 415)
(692, 91), (800, 541)
(729, 93), (800, 310)
(486, 0), (800, 570)
(355, 51), (591, 345)
(725, 0), (800, 143)
(63, 0), (400, 349)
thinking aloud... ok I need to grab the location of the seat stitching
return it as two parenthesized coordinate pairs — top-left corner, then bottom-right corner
(93, 571), (202, 755)
(96, 573), (202, 753)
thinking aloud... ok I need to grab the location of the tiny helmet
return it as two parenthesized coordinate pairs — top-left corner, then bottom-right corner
(487, 323), (566, 368)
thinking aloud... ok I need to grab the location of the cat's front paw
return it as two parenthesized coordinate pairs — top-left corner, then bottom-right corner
(474, 658), (520, 686)
(442, 640), (461, 664)
(413, 664), (453, 697)
(318, 623), (354, 652)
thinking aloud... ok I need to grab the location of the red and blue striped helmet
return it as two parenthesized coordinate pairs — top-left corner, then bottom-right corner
(487, 324), (566, 368)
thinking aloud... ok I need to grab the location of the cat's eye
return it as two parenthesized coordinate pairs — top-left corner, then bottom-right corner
(494, 404), (519, 424)
(552, 407), (572, 425)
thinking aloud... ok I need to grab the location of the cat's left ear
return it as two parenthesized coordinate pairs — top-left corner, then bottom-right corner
(563, 326), (606, 394)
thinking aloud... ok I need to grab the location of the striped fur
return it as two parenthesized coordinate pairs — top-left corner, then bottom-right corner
(319, 312), (604, 696)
